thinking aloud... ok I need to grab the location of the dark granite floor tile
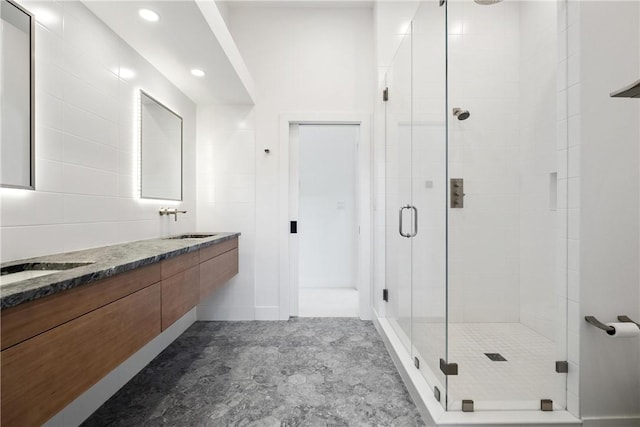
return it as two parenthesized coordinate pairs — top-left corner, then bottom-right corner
(82, 318), (425, 427)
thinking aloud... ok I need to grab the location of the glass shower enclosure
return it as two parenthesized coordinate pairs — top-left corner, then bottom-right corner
(384, 0), (568, 412)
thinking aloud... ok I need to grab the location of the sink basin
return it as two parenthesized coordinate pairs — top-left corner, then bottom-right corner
(1, 262), (94, 286)
(166, 233), (218, 240)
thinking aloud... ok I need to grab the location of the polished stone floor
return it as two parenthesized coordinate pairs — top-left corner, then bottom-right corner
(82, 318), (425, 426)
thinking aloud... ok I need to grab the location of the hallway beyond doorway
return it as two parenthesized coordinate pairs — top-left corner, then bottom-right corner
(298, 288), (358, 317)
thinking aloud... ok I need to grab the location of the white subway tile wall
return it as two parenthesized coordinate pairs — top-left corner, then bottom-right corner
(196, 105), (257, 320)
(1, 0), (196, 263)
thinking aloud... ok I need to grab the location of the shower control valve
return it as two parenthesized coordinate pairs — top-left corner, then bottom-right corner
(450, 178), (465, 208)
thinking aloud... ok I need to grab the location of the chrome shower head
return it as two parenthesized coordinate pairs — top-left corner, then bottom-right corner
(474, 0), (503, 4)
(453, 108), (470, 121)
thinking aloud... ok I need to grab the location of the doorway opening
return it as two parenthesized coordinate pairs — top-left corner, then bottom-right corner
(289, 123), (362, 318)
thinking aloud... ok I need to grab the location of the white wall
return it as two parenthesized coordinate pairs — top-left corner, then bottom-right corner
(576, 0), (640, 422)
(196, 5), (374, 320)
(196, 104), (257, 320)
(0, 0), (197, 263)
(298, 124), (358, 289)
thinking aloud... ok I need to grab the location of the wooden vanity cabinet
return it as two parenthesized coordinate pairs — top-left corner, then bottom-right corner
(1, 284), (161, 427)
(160, 237), (239, 330)
(161, 259), (200, 330)
(0, 237), (239, 427)
(0, 263), (160, 351)
(200, 238), (239, 298)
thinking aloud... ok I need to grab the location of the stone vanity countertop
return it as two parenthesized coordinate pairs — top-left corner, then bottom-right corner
(0, 232), (240, 310)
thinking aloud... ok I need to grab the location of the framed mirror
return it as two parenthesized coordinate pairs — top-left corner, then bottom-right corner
(1, 0), (35, 190)
(139, 91), (183, 201)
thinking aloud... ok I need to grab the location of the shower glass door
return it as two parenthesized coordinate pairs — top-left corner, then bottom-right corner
(385, 0), (448, 410)
(410, 0), (448, 408)
(385, 25), (413, 353)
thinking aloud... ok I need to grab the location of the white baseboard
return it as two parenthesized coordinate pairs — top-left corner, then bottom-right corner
(196, 304), (255, 320)
(254, 305), (280, 320)
(195, 305), (281, 321)
(44, 309), (197, 427)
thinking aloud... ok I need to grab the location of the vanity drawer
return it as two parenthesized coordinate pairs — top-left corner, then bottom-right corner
(161, 264), (199, 330)
(1, 283), (161, 427)
(200, 248), (239, 299)
(1, 263), (160, 350)
(161, 250), (200, 279)
(200, 237), (238, 262)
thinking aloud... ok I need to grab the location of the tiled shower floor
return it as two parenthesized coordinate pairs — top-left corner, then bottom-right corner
(395, 320), (558, 410)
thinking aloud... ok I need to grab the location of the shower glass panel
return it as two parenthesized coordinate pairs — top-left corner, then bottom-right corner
(384, 0), (568, 412)
(446, 0), (567, 411)
(384, 25), (413, 353)
(410, 0), (448, 407)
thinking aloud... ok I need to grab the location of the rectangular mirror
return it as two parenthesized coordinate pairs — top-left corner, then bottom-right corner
(140, 91), (183, 201)
(1, 0), (34, 190)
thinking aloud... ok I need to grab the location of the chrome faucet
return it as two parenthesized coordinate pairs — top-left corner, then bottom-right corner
(159, 207), (187, 222)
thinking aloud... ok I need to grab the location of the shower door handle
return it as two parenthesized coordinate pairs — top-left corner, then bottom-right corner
(399, 205), (411, 238)
(409, 206), (418, 237)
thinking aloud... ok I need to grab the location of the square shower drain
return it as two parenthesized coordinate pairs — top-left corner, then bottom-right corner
(484, 353), (507, 361)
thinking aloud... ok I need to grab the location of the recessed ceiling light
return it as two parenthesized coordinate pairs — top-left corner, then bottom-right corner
(32, 8), (58, 26)
(398, 22), (410, 35)
(138, 9), (159, 22)
(191, 69), (205, 77)
(116, 67), (136, 80)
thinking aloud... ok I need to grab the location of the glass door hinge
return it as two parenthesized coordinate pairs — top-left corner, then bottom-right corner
(383, 88), (389, 102)
(541, 399), (553, 411)
(383, 289), (388, 302)
(439, 358), (458, 375)
(434, 387), (441, 402)
(555, 361), (568, 373)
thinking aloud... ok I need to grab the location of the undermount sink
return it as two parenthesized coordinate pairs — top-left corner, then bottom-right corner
(0, 262), (94, 286)
(166, 233), (218, 240)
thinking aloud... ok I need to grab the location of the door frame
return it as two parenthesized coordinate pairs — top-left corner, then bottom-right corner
(279, 112), (372, 320)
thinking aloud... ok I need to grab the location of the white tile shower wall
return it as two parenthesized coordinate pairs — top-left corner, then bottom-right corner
(196, 104), (257, 320)
(577, 0), (640, 421)
(447, 0), (522, 323)
(221, 5), (374, 319)
(0, 1), (196, 263)
(517, 1), (558, 341)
